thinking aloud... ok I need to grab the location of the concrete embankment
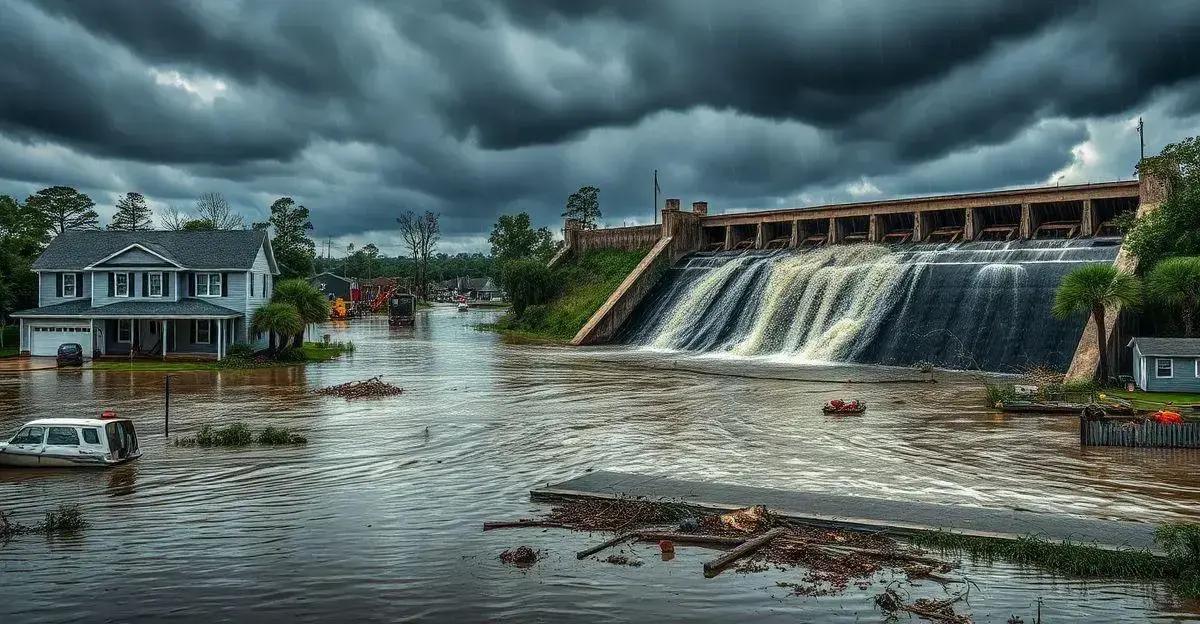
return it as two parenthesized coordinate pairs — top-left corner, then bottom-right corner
(532, 471), (1160, 553)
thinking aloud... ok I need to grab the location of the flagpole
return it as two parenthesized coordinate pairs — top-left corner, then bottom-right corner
(653, 169), (659, 224)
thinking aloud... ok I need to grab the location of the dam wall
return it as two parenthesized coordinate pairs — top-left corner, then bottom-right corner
(568, 178), (1153, 372)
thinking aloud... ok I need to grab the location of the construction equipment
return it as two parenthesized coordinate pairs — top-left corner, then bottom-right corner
(371, 284), (399, 313)
(330, 298), (348, 320)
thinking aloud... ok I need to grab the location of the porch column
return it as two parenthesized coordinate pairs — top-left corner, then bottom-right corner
(217, 318), (224, 361)
(18, 318), (24, 354)
(89, 319), (94, 358)
(162, 320), (168, 360)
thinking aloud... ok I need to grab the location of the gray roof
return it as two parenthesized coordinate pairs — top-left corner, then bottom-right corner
(443, 276), (498, 291)
(12, 298), (242, 318)
(1127, 337), (1200, 357)
(32, 230), (272, 271)
(309, 271), (353, 284)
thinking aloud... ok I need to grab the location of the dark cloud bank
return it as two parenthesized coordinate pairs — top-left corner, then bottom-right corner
(2, 0), (1199, 252)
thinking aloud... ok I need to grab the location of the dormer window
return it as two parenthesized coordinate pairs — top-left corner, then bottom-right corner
(148, 272), (163, 297)
(62, 273), (76, 297)
(115, 273), (130, 297)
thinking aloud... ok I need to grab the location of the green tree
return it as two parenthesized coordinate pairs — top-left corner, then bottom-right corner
(108, 192), (154, 231)
(489, 212), (557, 262)
(563, 186), (601, 229)
(257, 198), (316, 279)
(25, 186), (99, 234)
(1052, 264), (1143, 383)
(499, 259), (557, 316)
(251, 302), (303, 353)
(0, 195), (50, 327)
(1146, 256), (1200, 337)
(271, 279), (330, 348)
(1128, 137), (1200, 267)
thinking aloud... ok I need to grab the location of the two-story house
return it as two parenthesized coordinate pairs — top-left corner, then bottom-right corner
(12, 230), (280, 360)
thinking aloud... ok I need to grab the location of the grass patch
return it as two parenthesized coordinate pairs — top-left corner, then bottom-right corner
(489, 248), (648, 342)
(1102, 389), (1200, 411)
(174, 422), (306, 447)
(908, 523), (1200, 597)
(90, 340), (353, 373)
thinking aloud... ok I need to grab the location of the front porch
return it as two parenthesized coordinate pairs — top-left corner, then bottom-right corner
(95, 317), (242, 360)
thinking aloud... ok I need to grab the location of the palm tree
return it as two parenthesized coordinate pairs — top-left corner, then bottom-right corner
(1052, 264), (1142, 383)
(252, 302), (303, 353)
(1147, 256), (1200, 337)
(272, 279), (331, 349)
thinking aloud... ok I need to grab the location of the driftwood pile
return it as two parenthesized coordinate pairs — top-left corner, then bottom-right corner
(314, 376), (403, 400)
(485, 498), (974, 622)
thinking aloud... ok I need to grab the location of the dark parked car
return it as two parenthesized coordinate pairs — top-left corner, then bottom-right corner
(56, 343), (84, 367)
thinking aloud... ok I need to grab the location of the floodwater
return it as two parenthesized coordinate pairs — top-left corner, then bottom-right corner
(1, 306), (1198, 623)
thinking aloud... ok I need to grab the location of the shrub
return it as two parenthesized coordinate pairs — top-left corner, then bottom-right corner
(257, 426), (307, 445)
(1156, 523), (1200, 564)
(227, 342), (256, 358)
(41, 504), (86, 533)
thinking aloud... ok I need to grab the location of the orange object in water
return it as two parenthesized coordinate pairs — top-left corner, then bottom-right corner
(658, 540), (675, 553)
(1153, 410), (1183, 424)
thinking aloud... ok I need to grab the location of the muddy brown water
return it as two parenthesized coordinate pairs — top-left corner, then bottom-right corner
(1, 306), (1199, 623)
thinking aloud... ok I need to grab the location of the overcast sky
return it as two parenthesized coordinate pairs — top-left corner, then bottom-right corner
(2, 1), (1199, 255)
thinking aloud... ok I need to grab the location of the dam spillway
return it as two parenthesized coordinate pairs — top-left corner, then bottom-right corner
(618, 239), (1122, 372)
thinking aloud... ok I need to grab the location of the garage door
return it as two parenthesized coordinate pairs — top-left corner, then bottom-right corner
(30, 326), (92, 357)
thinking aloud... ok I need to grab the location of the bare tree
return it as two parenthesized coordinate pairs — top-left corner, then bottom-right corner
(194, 192), (245, 229)
(159, 205), (189, 230)
(396, 210), (440, 300)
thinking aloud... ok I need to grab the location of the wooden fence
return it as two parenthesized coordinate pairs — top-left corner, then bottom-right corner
(1080, 417), (1200, 448)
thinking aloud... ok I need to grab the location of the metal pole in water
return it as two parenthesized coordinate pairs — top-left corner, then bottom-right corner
(164, 374), (171, 437)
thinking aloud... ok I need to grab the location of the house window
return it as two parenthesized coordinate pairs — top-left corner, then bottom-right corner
(250, 273), (255, 297)
(263, 274), (268, 297)
(62, 272), (76, 297)
(115, 273), (130, 297)
(117, 319), (133, 343)
(1195, 358), (1199, 378)
(196, 273), (222, 297)
(193, 320), (211, 344)
(148, 272), (163, 297)
(1156, 358), (1173, 378)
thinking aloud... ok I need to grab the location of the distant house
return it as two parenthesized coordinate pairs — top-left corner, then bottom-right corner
(309, 272), (358, 301)
(442, 276), (502, 301)
(12, 230), (279, 360)
(1128, 337), (1200, 392)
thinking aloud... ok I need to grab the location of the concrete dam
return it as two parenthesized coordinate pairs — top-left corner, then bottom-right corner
(562, 177), (1164, 375)
(618, 241), (1120, 372)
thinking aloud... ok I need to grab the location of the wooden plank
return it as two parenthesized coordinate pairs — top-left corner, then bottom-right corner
(576, 532), (636, 559)
(702, 527), (785, 576)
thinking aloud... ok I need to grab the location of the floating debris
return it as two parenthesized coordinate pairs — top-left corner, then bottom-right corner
(500, 545), (540, 568)
(603, 554), (643, 567)
(483, 498), (965, 606)
(1, 504), (87, 540)
(315, 376), (404, 400)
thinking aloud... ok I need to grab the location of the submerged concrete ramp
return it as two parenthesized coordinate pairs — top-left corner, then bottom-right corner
(532, 471), (1159, 553)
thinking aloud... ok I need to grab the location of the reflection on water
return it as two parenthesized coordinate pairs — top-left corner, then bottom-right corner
(1, 306), (1199, 622)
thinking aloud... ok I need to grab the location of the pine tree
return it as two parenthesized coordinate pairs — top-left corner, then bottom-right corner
(563, 186), (601, 229)
(108, 192), (154, 231)
(25, 186), (99, 234)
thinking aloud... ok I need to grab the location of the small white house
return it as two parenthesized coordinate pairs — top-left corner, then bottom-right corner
(1128, 337), (1200, 393)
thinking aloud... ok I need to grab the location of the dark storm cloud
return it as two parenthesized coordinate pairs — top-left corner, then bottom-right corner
(2, 0), (1200, 246)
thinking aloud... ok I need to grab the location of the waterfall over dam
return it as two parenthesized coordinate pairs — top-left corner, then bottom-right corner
(618, 240), (1122, 372)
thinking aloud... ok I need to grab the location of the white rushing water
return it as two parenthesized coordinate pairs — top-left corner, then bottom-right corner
(621, 240), (1121, 372)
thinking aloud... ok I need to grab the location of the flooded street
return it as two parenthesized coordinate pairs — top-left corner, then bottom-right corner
(2, 306), (1199, 622)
